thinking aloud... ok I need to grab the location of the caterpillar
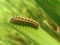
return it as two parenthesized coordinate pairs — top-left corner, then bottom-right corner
(10, 16), (39, 28)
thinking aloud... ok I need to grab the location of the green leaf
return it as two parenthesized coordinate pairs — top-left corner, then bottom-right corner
(0, 0), (60, 45)
(35, 0), (60, 26)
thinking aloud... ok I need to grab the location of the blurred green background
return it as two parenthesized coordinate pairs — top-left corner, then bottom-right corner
(0, 0), (60, 45)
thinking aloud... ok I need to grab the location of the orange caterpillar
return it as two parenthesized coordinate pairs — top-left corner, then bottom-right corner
(10, 16), (39, 28)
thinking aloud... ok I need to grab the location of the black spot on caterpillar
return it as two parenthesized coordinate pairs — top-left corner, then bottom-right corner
(10, 16), (39, 28)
